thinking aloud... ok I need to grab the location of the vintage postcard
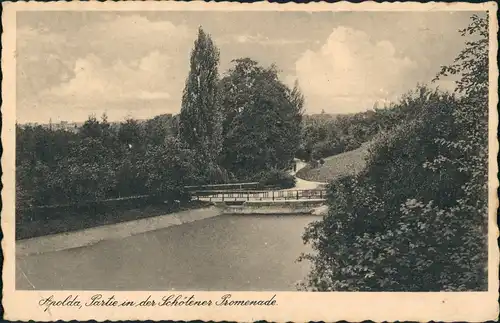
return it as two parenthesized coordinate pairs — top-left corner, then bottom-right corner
(2, 1), (499, 321)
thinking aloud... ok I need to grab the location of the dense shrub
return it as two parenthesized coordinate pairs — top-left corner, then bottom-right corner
(298, 82), (451, 161)
(298, 114), (370, 161)
(300, 15), (489, 292)
(15, 116), (197, 212)
(301, 83), (488, 291)
(311, 141), (342, 160)
(254, 169), (296, 189)
(300, 14), (489, 291)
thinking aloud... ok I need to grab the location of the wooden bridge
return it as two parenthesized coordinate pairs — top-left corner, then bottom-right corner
(191, 189), (327, 202)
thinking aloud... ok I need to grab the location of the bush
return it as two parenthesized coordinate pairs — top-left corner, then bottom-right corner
(300, 84), (488, 291)
(295, 146), (312, 161)
(254, 169), (296, 189)
(343, 137), (362, 152)
(300, 16), (490, 292)
(15, 117), (194, 209)
(198, 162), (232, 185)
(310, 138), (363, 160)
(311, 141), (338, 160)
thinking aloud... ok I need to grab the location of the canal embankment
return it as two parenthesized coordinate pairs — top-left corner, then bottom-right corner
(16, 206), (223, 257)
(220, 199), (326, 215)
(17, 199), (328, 257)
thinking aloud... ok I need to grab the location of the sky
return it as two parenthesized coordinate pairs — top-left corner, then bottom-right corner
(16, 10), (483, 124)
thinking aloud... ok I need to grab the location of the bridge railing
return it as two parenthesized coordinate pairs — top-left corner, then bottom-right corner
(185, 182), (261, 191)
(191, 189), (327, 202)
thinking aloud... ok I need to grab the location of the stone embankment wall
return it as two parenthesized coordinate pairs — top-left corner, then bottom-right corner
(17, 203), (329, 257)
(16, 207), (222, 257)
(220, 199), (327, 215)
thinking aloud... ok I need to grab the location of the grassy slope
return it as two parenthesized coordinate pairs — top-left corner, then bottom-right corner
(296, 142), (371, 183)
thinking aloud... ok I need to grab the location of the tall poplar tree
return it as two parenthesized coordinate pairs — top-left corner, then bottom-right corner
(179, 27), (222, 162)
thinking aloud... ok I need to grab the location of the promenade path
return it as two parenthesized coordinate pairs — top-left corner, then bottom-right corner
(287, 159), (327, 190)
(289, 159), (329, 215)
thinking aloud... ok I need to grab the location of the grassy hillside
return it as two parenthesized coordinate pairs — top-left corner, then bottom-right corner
(296, 142), (371, 183)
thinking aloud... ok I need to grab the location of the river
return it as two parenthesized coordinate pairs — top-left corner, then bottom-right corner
(16, 214), (321, 291)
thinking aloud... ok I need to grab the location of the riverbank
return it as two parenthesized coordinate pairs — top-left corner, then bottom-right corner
(221, 199), (327, 215)
(16, 200), (328, 257)
(16, 206), (222, 257)
(16, 200), (211, 240)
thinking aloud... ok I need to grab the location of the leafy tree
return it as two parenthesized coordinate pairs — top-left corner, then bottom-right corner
(432, 14), (488, 210)
(144, 114), (178, 145)
(99, 113), (116, 149)
(179, 27), (222, 163)
(297, 82), (465, 162)
(141, 137), (199, 201)
(80, 115), (104, 139)
(118, 118), (144, 150)
(253, 168), (296, 189)
(220, 58), (303, 179)
(300, 15), (489, 291)
(15, 115), (179, 209)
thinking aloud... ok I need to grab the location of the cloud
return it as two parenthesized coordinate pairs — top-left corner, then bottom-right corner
(80, 14), (191, 54)
(16, 13), (196, 123)
(17, 14), (191, 110)
(16, 11), (473, 123)
(136, 91), (171, 100)
(45, 51), (173, 103)
(294, 26), (419, 114)
(17, 26), (66, 50)
(219, 33), (309, 46)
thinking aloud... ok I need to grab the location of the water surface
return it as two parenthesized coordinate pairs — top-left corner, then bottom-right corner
(16, 214), (321, 290)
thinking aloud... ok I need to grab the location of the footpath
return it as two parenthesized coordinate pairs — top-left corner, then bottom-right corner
(288, 159), (329, 215)
(286, 159), (326, 190)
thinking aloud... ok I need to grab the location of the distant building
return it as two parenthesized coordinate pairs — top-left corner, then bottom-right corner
(35, 120), (81, 133)
(20, 122), (39, 128)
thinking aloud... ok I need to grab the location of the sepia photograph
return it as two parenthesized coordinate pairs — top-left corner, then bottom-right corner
(2, 1), (498, 322)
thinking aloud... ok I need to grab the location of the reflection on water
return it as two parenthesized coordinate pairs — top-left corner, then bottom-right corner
(16, 214), (322, 291)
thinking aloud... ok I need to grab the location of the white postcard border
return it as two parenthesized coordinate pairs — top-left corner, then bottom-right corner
(2, 1), (499, 322)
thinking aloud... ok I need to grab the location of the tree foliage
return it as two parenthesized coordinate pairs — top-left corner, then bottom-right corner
(219, 58), (303, 179)
(179, 27), (222, 163)
(16, 29), (308, 216)
(300, 15), (489, 291)
(297, 93), (437, 162)
(16, 114), (193, 212)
